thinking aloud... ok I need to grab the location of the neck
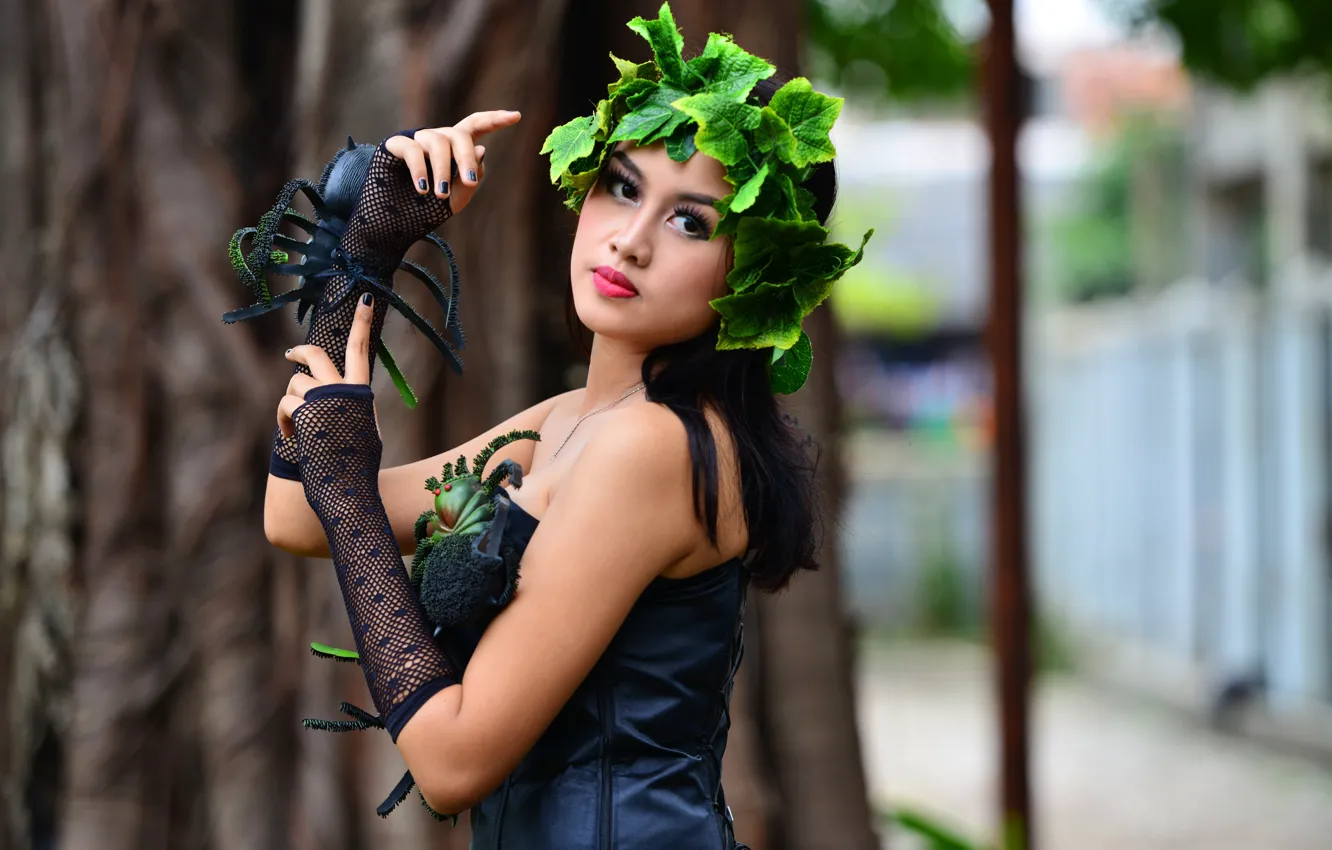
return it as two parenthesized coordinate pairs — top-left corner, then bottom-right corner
(580, 334), (650, 414)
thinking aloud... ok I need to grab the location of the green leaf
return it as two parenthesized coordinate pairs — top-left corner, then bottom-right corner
(770, 330), (813, 394)
(768, 77), (842, 167)
(755, 107), (798, 161)
(728, 216), (828, 289)
(687, 32), (776, 100)
(792, 273), (836, 315)
(664, 124), (697, 162)
(670, 93), (761, 166)
(609, 82), (691, 144)
(795, 185), (818, 221)
(561, 162), (602, 198)
(377, 343), (417, 409)
(541, 113), (599, 182)
(609, 77), (656, 115)
(790, 228), (874, 313)
(729, 161), (769, 214)
(609, 52), (657, 89)
(711, 282), (804, 350)
(627, 2), (687, 86)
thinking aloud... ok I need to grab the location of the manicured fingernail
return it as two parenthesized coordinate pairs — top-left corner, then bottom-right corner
(285, 348), (292, 356)
(361, 292), (372, 306)
(467, 169), (477, 182)
(417, 177), (427, 191)
(439, 180), (449, 194)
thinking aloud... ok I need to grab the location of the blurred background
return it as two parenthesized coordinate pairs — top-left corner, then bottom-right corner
(3, 0), (1332, 849)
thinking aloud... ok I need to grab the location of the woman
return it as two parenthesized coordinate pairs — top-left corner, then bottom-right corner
(257, 5), (868, 847)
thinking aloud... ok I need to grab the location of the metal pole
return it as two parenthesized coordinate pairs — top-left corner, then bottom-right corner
(983, 1), (1033, 848)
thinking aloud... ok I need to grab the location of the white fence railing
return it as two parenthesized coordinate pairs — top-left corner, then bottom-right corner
(1033, 272), (1332, 709)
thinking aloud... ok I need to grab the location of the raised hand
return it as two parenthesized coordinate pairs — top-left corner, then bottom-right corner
(383, 110), (522, 215)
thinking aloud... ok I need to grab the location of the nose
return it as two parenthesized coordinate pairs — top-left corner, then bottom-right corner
(608, 207), (652, 267)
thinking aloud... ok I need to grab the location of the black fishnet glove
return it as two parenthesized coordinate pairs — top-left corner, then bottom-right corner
(271, 134), (453, 479)
(292, 382), (458, 740)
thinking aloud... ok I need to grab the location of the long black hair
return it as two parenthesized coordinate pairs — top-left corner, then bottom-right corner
(566, 74), (836, 592)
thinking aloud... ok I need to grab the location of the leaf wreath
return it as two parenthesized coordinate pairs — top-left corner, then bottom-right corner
(539, 1), (875, 394)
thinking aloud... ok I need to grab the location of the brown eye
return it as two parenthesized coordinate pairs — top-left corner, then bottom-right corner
(670, 205), (713, 239)
(604, 167), (639, 202)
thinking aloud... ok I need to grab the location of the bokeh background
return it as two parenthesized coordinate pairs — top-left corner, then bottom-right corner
(3, 1), (1332, 849)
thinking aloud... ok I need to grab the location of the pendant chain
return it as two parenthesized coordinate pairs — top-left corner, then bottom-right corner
(549, 381), (647, 460)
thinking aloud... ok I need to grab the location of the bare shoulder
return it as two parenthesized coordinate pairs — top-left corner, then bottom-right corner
(557, 400), (747, 573)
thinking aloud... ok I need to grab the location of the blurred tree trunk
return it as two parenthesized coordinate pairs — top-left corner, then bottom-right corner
(0, 1), (304, 849)
(0, 1), (876, 849)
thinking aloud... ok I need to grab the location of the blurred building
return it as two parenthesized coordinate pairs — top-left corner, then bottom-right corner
(1034, 68), (1332, 744)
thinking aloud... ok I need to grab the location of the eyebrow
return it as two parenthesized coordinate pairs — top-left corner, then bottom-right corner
(611, 151), (719, 208)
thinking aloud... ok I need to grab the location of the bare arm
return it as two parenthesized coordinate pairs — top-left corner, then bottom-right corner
(264, 391), (573, 557)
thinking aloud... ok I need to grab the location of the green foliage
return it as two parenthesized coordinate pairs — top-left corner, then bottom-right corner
(805, 0), (977, 105)
(879, 804), (988, 850)
(670, 94), (763, 165)
(1046, 116), (1186, 303)
(914, 537), (968, 636)
(825, 192), (941, 338)
(1119, 0), (1332, 91)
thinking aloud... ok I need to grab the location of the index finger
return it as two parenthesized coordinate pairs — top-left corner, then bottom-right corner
(344, 292), (374, 385)
(454, 110), (522, 140)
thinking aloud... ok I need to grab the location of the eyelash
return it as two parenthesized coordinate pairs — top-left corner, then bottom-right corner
(603, 165), (713, 238)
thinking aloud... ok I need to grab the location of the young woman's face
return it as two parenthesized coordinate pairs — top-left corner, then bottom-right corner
(569, 141), (733, 349)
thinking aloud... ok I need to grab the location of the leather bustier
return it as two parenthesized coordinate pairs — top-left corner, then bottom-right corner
(466, 498), (749, 849)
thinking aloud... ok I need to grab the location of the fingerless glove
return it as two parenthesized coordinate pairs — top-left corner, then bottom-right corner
(292, 382), (458, 739)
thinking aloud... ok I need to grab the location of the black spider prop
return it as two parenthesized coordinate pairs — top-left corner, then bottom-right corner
(302, 428), (540, 821)
(222, 137), (465, 407)
(301, 690), (459, 822)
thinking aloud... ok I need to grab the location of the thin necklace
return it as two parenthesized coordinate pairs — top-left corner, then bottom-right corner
(549, 381), (647, 460)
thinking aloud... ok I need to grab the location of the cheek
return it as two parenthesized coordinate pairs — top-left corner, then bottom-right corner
(665, 246), (730, 320)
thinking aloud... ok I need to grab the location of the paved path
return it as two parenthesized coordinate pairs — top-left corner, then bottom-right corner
(857, 641), (1332, 850)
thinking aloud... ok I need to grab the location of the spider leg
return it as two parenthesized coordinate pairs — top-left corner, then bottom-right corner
(422, 233), (466, 349)
(309, 641), (360, 663)
(376, 770), (417, 818)
(375, 286), (464, 375)
(397, 260), (457, 339)
(471, 429), (542, 477)
(301, 701), (383, 733)
(418, 790), (458, 824)
(244, 179), (327, 283)
(482, 459), (524, 497)
(229, 227), (285, 304)
(414, 510), (436, 543)
(409, 536), (436, 585)
(272, 233), (312, 255)
(281, 209), (317, 235)
(221, 286), (306, 324)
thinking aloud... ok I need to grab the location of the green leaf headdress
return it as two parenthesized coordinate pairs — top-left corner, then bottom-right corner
(540, 1), (874, 394)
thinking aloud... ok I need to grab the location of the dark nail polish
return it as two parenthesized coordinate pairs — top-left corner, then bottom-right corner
(361, 292), (373, 306)
(467, 169), (477, 182)
(439, 180), (449, 194)
(417, 177), (428, 191)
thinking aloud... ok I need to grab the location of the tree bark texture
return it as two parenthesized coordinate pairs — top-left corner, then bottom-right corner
(0, 2), (877, 849)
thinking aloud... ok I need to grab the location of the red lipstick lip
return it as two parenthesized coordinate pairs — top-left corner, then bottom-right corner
(593, 266), (638, 294)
